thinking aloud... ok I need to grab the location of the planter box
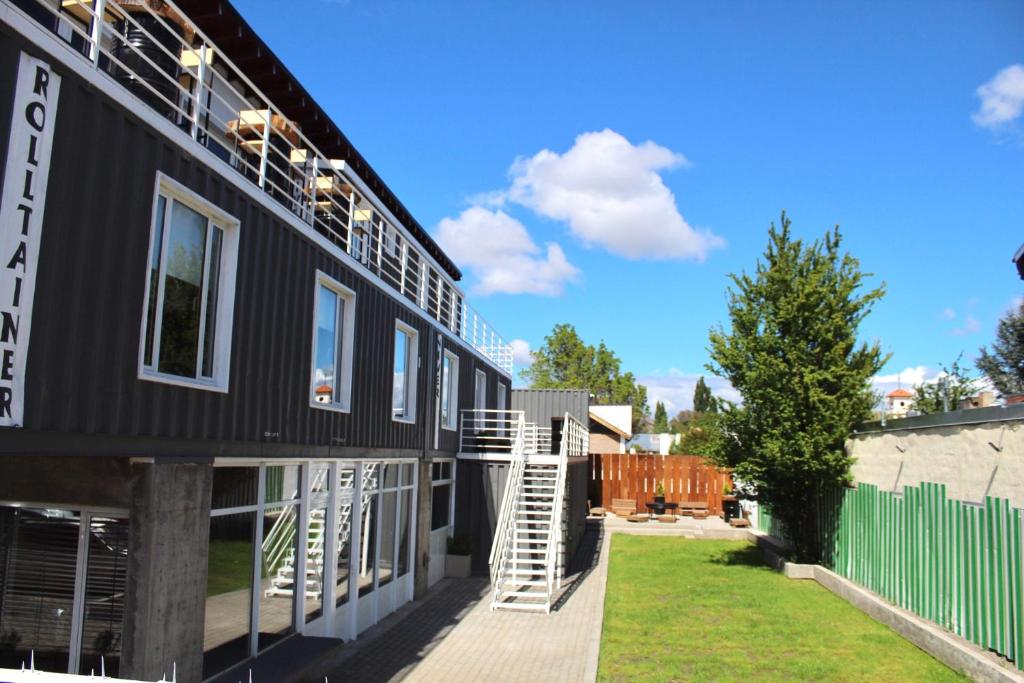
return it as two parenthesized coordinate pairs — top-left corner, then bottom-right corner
(445, 553), (471, 578)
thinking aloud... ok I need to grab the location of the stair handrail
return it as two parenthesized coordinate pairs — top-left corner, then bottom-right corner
(545, 412), (585, 602)
(488, 411), (527, 591)
(262, 466), (329, 573)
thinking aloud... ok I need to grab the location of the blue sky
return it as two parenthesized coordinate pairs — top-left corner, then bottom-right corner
(236, 0), (1023, 412)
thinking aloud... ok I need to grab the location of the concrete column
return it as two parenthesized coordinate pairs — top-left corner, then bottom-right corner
(121, 461), (213, 682)
(414, 460), (431, 599)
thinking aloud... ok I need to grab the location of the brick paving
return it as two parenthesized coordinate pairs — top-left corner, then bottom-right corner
(324, 521), (608, 683)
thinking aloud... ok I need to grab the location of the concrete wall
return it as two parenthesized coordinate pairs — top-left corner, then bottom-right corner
(848, 407), (1024, 508)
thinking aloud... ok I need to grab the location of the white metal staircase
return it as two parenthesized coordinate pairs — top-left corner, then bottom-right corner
(488, 411), (586, 613)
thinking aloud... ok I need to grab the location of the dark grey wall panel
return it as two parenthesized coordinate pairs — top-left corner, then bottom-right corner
(512, 389), (589, 431)
(0, 28), (511, 457)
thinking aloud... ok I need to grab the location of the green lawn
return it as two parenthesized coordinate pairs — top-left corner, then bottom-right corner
(598, 537), (966, 682)
(207, 540), (254, 597)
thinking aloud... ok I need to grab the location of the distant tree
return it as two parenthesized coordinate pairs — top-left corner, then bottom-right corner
(669, 409), (698, 433)
(976, 301), (1024, 397)
(692, 376), (718, 413)
(522, 323), (650, 432)
(707, 214), (887, 562)
(670, 412), (721, 457)
(913, 355), (979, 414)
(652, 401), (669, 432)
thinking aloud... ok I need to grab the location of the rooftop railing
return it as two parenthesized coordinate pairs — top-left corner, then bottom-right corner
(9, 0), (513, 374)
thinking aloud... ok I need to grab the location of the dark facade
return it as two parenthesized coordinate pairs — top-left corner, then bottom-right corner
(0, 3), (512, 680)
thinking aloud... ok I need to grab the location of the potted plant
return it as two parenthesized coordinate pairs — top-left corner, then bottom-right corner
(654, 483), (665, 504)
(445, 534), (472, 578)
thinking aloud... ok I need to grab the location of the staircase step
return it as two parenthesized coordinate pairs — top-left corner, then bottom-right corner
(499, 589), (548, 598)
(505, 579), (548, 587)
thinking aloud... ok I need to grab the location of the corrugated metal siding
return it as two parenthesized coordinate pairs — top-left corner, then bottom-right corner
(511, 389), (589, 430)
(2, 29), (509, 454)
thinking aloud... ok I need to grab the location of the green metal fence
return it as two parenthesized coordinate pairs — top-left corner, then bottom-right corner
(758, 483), (1024, 670)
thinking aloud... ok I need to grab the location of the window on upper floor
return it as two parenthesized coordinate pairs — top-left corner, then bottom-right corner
(441, 350), (459, 431)
(140, 174), (239, 392)
(392, 321), (418, 422)
(310, 272), (356, 412)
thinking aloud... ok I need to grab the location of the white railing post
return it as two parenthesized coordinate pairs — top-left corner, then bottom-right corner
(258, 107), (271, 189)
(89, 0), (106, 67)
(190, 43), (207, 142)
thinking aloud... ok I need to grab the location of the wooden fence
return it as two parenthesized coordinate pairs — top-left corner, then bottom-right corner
(588, 453), (732, 515)
(759, 482), (1024, 670)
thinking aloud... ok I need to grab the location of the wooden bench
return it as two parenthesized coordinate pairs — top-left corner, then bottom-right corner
(656, 515), (677, 524)
(677, 501), (709, 517)
(729, 517), (751, 528)
(611, 498), (637, 517)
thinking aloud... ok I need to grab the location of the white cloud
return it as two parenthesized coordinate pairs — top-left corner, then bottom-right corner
(952, 315), (981, 337)
(873, 365), (930, 389)
(637, 370), (740, 413)
(941, 307), (956, 320)
(435, 207), (580, 296)
(505, 129), (725, 261)
(510, 339), (532, 368)
(972, 64), (1024, 129)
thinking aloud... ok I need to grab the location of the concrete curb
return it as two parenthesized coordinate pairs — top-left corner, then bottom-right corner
(747, 531), (1024, 683)
(581, 528), (612, 683)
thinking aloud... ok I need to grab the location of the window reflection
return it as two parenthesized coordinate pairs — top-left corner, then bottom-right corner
(202, 511), (254, 679)
(258, 505), (296, 651)
(379, 491), (396, 588)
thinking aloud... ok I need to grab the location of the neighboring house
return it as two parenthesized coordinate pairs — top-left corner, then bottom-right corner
(0, 2), (515, 680)
(885, 388), (916, 418)
(588, 404), (632, 453)
(627, 432), (680, 455)
(1014, 243), (1024, 280)
(959, 391), (996, 410)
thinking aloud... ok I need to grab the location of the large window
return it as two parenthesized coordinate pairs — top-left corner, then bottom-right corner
(310, 272), (356, 412)
(140, 174), (238, 391)
(430, 461), (454, 532)
(0, 506), (128, 676)
(441, 351), (459, 431)
(392, 322), (419, 422)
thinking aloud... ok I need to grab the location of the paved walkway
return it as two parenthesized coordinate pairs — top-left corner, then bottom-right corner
(324, 520), (609, 683)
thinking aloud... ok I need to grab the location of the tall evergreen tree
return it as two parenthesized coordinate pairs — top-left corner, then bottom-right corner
(653, 401), (669, 432)
(707, 213), (887, 561)
(692, 376), (717, 413)
(976, 300), (1024, 396)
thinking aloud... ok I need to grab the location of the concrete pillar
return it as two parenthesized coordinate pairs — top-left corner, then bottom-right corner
(414, 460), (431, 599)
(121, 461), (213, 682)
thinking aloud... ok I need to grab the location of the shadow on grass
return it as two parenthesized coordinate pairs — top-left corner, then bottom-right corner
(706, 544), (775, 570)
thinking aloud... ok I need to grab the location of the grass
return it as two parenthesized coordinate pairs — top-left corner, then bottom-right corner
(598, 537), (966, 682)
(206, 540), (254, 597)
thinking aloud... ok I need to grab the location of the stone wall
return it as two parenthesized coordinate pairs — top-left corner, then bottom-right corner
(848, 406), (1024, 508)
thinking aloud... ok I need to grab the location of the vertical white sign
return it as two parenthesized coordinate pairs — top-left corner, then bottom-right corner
(0, 53), (61, 427)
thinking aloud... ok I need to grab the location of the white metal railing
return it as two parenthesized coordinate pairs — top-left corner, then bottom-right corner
(546, 412), (587, 598)
(261, 466), (329, 575)
(10, 0), (513, 374)
(459, 409), (522, 454)
(488, 413), (526, 591)
(525, 424), (553, 455)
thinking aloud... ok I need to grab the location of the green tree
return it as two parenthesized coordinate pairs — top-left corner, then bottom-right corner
(976, 301), (1024, 397)
(669, 409), (698, 433)
(707, 213), (887, 561)
(670, 412), (721, 457)
(913, 355), (979, 414)
(693, 376), (718, 413)
(652, 401), (669, 432)
(522, 323), (650, 432)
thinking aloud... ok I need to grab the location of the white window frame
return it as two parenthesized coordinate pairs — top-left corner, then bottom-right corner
(392, 320), (419, 423)
(441, 350), (459, 431)
(309, 271), (357, 413)
(138, 173), (240, 393)
(474, 369), (487, 412)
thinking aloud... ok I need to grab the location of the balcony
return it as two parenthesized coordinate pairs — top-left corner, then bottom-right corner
(457, 410), (589, 463)
(8, 0), (513, 374)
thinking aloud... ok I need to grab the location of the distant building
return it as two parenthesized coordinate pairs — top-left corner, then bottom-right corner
(627, 432), (680, 455)
(885, 388), (916, 417)
(588, 404), (632, 454)
(960, 391), (996, 410)
(314, 383), (334, 403)
(1014, 243), (1024, 279)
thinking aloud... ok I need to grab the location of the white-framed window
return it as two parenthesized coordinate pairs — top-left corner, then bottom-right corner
(441, 350), (459, 431)
(474, 369), (487, 412)
(139, 173), (239, 392)
(310, 271), (356, 412)
(392, 321), (419, 422)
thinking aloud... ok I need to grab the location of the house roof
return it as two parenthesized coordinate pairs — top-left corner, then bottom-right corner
(314, 384), (333, 395)
(1015, 243), (1024, 280)
(887, 388), (914, 398)
(588, 405), (633, 438)
(174, 0), (462, 281)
